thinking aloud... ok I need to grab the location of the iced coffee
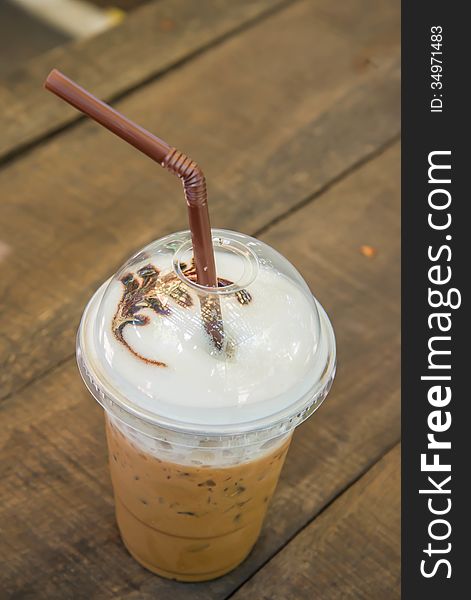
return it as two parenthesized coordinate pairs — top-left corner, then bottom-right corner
(106, 415), (291, 580)
(46, 71), (336, 583)
(77, 230), (336, 581)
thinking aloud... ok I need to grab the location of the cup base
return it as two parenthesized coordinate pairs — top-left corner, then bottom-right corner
(121, 535), (253, 582)
(114, 493), (263, 581)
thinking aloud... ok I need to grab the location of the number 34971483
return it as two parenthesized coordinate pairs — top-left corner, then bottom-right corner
(430, 26), (443, 91)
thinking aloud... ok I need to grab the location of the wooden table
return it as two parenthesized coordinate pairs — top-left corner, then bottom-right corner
(0, 1), (400, 598)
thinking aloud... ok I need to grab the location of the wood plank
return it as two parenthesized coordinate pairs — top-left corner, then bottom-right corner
(0, 142), (400, 598)
(0, 1), (70, 78)
(231, 445), (401, 600)
(0, 0), (294, 162)
(0, 0), (400, 401)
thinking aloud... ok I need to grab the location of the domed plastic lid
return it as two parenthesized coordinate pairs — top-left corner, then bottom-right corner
(77, 230), (336, 436)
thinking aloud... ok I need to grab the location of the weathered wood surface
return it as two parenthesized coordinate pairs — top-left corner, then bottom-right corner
(0, 0), (400, 401)
(0, 0), (400, 597)
(0, 1), (70, 78)
(0, 0), (294, 162)
(231, 445), (401, 600)
(0, 141), (400, 598)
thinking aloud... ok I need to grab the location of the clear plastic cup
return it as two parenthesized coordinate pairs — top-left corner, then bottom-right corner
(77, 229), (336, 581)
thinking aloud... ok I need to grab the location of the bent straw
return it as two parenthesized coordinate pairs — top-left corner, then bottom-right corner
(44, 69), (217, 288)
(45, 69), (224, 350)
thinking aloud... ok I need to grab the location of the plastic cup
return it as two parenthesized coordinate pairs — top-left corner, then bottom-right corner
(77, 229), (336, 581)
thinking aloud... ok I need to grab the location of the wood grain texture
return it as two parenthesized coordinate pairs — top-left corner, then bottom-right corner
(0, 1), (70, 78)
(0, 142), (400, 598)
(0, 0), (400, 400)
(231, 445), (401, 600)
(0, 0), (294, 162)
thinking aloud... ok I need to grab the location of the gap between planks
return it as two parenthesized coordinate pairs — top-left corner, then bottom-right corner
(0, 0), (299, 169)
(254, 133), (400, 238)
(224, 439), (401, 600)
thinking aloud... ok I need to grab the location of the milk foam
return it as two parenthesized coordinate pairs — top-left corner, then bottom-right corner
(83, 243), (327, 427)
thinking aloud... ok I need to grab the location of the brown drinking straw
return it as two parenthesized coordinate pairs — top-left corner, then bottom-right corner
(44, 69), (223, 349)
